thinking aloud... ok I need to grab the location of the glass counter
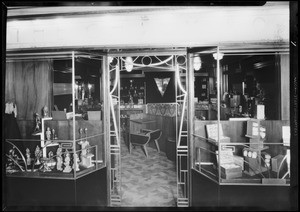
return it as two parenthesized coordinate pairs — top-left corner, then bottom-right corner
(192, 119), (290, 186)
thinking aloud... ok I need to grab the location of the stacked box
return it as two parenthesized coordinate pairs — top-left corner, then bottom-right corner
(220, 163), (243, 179)
(206, 123), (231, 143)
(249, 138), (264, 149)
(271, 154), (285, 172)
(233, 155), (244, 170)
(246, 119), (266, 140)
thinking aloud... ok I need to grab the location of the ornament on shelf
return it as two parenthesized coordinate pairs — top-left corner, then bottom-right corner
(46, 127), (51, 141)
(47, 151), (56, 169)
(56, 145), (63, 171)
(78, 128), (94, 168)
(42, 105), (49, 118)
(34, 146), (42, 165)
(26, 148), (31, 166)
(39, 157), (51, 172)
(52, 129), (58, 140)
(73, 153), (80, 171)
(63, 150), (72, 173)
(33, 113), (42, 133)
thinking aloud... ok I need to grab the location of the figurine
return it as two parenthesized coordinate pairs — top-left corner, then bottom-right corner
(63, 150), (72, 173)
(56, 145), (63, 171)
(7, 147), (19, 169)
(73, 153), (80, 171)
(26, 148), (31, 166)
(39, 157), (51, 172)
(47, 151), (56, 169)
(34, 146), (42, 165)
(42, 105), (49, 118)
(52, 129), (58, 140)
(33, 113), (41, 133)
(46, 127), (51, 142)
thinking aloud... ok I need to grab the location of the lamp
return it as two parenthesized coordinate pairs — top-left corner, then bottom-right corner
(213, 52), (224, 60)
(193, 55), (202, 71)
(125, 56), (133, 72)
(88, 83), (92, 98)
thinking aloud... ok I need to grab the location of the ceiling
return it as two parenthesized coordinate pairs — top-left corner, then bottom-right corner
(5, 2), (289, 20)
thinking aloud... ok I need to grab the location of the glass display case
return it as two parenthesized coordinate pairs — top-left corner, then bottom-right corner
(192, 119), (290, 185)
(4, 51), (106, 180)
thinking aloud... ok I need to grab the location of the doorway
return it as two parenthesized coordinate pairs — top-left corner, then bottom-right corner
(106, 50), (190, 207)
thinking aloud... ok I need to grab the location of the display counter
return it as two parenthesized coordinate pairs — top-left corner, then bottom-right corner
(5, 119), (106, 180)
(192, 119), (290, 186)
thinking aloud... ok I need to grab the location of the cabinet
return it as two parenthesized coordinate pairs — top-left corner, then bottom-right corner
(192, 119), (290, 185)
(120, 79), (146, 105)
(4, 51), (106, 181)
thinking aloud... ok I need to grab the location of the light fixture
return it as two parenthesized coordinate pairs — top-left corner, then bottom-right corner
(213, 52), (224, 60)
(193, 55), (202, 71)
(108, 56), (113, 64)
(125, 56), (133, 72)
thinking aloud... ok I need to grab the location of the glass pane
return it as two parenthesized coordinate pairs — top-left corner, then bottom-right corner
(73, 52), (105, 168)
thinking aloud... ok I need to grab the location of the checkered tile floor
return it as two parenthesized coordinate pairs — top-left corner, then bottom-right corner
(120, 139), (177, 207)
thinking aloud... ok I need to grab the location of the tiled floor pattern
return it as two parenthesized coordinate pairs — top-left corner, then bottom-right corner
(120, 139), (177, 207)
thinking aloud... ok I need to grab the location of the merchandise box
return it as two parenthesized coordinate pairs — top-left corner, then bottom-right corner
(271, 154), (285, 172)
(246, 119), (266, 139)
(206, 123), (231, 144)
(233, 155), (244, 170)
(221, 163), (243, 174)
(221, 171), (242, 179)
(249, 138), (264, 149)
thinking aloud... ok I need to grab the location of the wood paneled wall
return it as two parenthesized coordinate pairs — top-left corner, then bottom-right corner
(146, 114), (176, 153)
(5, 60), (53, 120)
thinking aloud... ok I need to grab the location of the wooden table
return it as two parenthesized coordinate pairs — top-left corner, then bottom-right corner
(129, 118), (156, 134)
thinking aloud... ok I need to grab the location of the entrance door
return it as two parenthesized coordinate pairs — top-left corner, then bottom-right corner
(106, 50), (195, 207)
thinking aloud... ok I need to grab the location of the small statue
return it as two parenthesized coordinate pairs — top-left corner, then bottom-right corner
(39, 157), (51, 172)
(26, 148), (31, 166)
(63, 150), (72, 173)
(34, 146), (42, 165)
(73, 153), (80, 171)
(33, 113), (41, 133)
(42, 105), (49, 118)
(56, 145), (63, 171)
(52, 129), (58, 140)
(47, 151), (56, 169)
(46, 127), (51, 141)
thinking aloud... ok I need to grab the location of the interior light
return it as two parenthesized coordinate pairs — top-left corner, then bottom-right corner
(125, 56), (133, 72)
(193, 55), (202, 71)
(213, 52), (224, 60)
(108, 56), (113, 64)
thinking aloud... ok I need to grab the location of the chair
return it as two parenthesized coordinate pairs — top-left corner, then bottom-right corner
(129, 129), (162, 157)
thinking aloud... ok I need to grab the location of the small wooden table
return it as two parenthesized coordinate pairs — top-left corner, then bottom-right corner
(129, 118), (156, 134)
